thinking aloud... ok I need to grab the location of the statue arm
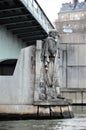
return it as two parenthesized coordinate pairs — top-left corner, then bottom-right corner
(41, 38), (49, 61)
(41, 40), (45, 61)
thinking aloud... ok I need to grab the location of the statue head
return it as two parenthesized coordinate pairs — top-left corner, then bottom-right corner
(48, 29), (59, 39)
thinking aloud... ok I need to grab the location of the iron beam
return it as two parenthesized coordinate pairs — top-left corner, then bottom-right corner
(0, 7), (24, 12)
(0, 18), (34, 25)
(2, 20), (35, 26)
(16, 31), (45, 38)
(18, 34), (45, 39)
(22, 35), (45, 42)
(12, 28), (44, 35)
(0, 14), (30, 20)
(9, 25), (40, 31)
(6, 21), (38, 30)
(12, 27), (42, 34)
(26, 40), (36, 44)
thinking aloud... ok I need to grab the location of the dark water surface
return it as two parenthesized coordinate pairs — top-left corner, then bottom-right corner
(0, 106), (86, 130)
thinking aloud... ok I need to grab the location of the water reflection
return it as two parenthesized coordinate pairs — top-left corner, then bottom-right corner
(0, 106), (86, 130)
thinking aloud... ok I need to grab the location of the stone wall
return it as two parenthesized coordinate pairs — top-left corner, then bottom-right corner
(58, 33), (86, 104)
(0, 46), (35, 105)
(61, 90), (86, 104)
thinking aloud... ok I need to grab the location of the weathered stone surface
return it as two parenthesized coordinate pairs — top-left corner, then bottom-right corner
(61, 90), (86, 104)
(68, 106), (74, 118)
(61, 33), (86, 44)
(38, 106), (50, 117)
(50, 106), (62, 118)
(34, 98), (72, 106)
(0, 46), (35, 105)
(83, 92), (86, 103)
(0, 105), (37, 115)
(34, 31), (61, 101)
(61, 106), (71, 118)
(0, 104), (74, 120)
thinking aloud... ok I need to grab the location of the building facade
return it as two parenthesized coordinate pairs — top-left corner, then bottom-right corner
(55, 0), (86, 104)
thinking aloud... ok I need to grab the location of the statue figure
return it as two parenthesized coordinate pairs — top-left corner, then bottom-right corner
(39, 30), (60, 100)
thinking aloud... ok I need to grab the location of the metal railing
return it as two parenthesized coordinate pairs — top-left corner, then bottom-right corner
(20, 0), (54, 33)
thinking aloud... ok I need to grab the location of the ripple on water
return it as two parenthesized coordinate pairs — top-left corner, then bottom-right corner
(0, 114), (86, 130)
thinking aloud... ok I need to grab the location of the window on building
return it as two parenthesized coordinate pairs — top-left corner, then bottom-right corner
(81, 13), (84, 17)
(0, 59), (17, 76)
(74, 14), (80, 20)
(61, 15), (64, 20)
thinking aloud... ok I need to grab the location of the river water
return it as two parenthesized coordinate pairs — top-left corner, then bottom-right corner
(0, 106), (86, 130)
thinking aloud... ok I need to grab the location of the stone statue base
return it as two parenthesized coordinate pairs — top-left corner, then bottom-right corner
(32, 97), (74, 119)
(33, 89), (74, 118)
(34, 98), (72, 106)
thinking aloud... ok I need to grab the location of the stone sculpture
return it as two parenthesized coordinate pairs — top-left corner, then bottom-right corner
(39, 30), (60, 100)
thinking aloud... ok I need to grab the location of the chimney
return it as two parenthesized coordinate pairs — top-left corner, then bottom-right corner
(73, 0), (78, 4)
(72, 0), (79, 9)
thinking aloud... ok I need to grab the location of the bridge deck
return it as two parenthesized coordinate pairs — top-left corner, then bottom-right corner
(0, 0), (54, 45)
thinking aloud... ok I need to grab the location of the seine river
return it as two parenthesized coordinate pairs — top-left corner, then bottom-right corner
(0, 106), (86, 130)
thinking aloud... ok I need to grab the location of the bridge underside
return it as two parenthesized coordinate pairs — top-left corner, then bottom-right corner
(0, 0), (50, 46)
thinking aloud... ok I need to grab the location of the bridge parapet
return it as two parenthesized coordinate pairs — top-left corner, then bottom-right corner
(20, 0), (54, 33)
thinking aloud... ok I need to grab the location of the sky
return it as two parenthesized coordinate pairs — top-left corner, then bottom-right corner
(37, 0), (84, 23)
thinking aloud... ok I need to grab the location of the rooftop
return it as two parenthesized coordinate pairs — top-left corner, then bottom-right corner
(60, 1), (86, 13)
